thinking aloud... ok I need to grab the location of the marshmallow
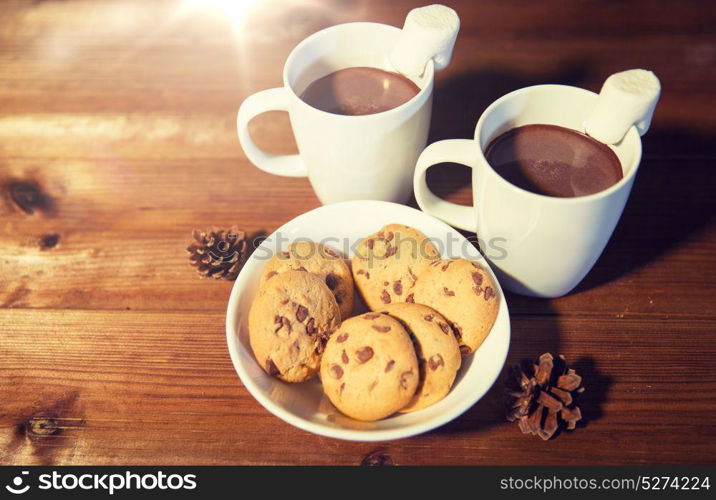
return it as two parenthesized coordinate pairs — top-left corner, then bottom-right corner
(389, 4), (460, 77)
(584, 69), (661, 144)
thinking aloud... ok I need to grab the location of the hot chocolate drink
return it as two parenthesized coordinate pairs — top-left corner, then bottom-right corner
(300, 67), (420, 116)
(484, 124), (623, 198)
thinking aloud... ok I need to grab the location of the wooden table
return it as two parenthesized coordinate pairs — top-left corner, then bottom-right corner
(1, 0), (715, 465)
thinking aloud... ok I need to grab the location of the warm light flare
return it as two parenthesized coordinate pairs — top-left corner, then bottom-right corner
(183, 0), (261, 26)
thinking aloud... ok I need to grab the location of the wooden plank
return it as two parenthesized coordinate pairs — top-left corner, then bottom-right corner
(0, 309), (714, 465)
(0, 1), (713, 157)
(1, 0), (715, 466)
(1, 157), (714, 317)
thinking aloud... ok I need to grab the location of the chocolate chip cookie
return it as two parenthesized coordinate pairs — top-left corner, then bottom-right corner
(351, 224), (440, 311)
(320, 312), (419, 421)
(261, 241), (354, 319)
(411, 259), (499, 356)
(381, 303), (462, 412)
(249, 270), (341, 383)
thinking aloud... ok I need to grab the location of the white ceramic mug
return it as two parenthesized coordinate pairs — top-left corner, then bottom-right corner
(414, 84), (643, 298)
(238, 22), (434, 205)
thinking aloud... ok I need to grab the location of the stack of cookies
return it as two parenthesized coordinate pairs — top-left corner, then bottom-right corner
(249, 242), (351, 382)
(248, 224), (500, 421)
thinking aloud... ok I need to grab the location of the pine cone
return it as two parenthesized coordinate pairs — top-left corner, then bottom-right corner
(187, 226), (248, 280)
(505, 353), (584, 440)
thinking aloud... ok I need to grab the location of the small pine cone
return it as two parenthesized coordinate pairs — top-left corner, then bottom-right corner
(187, 226), (248, 280)
(505, 353), (584, 440)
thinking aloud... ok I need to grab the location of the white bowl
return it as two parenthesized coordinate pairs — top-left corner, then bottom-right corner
(226, 201), (510, 441)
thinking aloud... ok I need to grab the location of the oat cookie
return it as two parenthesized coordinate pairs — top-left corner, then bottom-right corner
(381, 303), (462, 412)
(249, 270), (341, 383)
(320, 312), (419, 421)
(411, 259), (499, 356)
(261, 241), (354, 319)
(351, 224), (440, 311)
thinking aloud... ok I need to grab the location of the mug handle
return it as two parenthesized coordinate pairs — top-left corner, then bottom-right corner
(237, 87), (308, 177)
(413, 139), (478, 231)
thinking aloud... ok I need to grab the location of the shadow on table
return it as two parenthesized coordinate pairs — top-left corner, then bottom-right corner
(431, 299), (563, 436)
(415, 65), (716, 295)
(430, 63), (590, 143)
(248, 230), (269, 256)
(405, 63), (590, 209)
(406, 66), (711, 437)
(571, 356), (612, 430)
(432, 321), (614, 437)
(573, 126), (716, 293)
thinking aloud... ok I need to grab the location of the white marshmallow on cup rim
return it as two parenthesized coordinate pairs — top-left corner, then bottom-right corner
(584, 69), (661, 144)
(389, 4), (460, 77)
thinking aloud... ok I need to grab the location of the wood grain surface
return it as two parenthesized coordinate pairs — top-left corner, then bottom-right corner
(1, 0), (715, 465)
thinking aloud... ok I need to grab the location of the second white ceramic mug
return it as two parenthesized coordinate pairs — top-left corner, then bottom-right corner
(238, 22), (434, 205)
(414, 84), (643, 298)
